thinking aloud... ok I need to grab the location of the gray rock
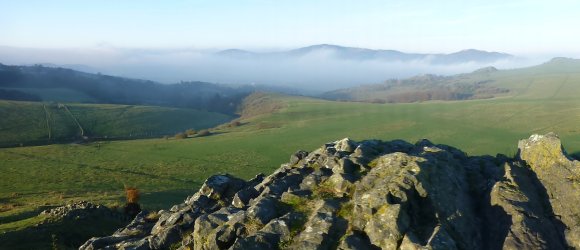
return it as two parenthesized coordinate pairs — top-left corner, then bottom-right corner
(337, 231), (380, 250)
(82, 134), (580, 250)
(335, 138), (357, 153)
(232, 187), (259, 208)
(290, 150), (309, 165)
(247, 196), (279, 224)
(231, 232), (280, 250)
(192, 211), (229, 250)
(518, 133), (580, 248)
(198, 174), (247, 201)
(149, 225), (181, 249)
(291, 200), (341, 249)
(79, 235), (133, 250)
(488, 162), (568, 249)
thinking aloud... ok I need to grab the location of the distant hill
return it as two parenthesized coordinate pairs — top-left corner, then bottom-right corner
(0, 64), (257, 115)
(215, 44), (513, 64)
(320, 58), (580, 103)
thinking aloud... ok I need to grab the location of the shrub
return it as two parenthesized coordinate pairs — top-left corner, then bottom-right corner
(124, 187), (141, 218)
(185, 129), (197, 136)
(174, 132), (187, 139)
(197, 129), (211, 137)
(125, 187), (140, 203)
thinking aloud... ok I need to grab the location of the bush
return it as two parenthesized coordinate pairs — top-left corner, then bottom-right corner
(185, 129), (197, 136)
(229, 121), (242, 127)
(125, 187), (140, 203)
(197, 130), (211, 137)
(174, 132), (187, 139)
(124, 187), (141, 217)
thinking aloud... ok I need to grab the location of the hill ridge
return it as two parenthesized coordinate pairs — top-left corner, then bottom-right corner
(215, 44), (513, 64)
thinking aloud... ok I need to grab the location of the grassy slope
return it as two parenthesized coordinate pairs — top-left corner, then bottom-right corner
(324, 58), (580, 102)
(0, 101), (233, 147)
(1, 60), (580, 246)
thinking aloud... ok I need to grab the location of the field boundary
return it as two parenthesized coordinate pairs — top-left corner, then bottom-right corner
(42, 104), (52, 142)
(60, 103), (84, 137)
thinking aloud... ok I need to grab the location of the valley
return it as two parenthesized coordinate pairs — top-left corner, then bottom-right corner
(1, 59), (580, 248)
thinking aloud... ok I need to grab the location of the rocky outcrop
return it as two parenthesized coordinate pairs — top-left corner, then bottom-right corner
(41, 201), (122, 221)
(81, 134), (580, 250)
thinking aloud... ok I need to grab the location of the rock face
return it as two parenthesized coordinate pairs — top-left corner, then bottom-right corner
(81, 134), (580, 250)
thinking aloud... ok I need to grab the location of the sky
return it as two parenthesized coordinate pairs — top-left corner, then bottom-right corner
(2, 0), (580, 54)
(0, 0), (578, 90)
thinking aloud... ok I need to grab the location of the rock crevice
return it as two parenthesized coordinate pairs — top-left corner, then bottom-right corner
(81, 134), (580, 250)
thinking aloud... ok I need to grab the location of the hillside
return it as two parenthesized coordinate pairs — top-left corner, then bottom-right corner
(0, 63), (251, 114)
(79, 133), (580, 249)
(0, 100), (232, 147)
(321, 58), (580, 103)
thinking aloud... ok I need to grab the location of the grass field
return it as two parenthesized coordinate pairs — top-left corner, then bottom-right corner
(0, 101), (233, 147)
(1, 60), (580, 247)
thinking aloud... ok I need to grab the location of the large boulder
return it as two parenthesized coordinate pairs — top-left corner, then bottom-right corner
(518, 133), (580, 248)
(82, 134), (579, 250)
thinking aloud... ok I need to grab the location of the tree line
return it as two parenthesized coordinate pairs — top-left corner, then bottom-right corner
(0, 64), (253, 115)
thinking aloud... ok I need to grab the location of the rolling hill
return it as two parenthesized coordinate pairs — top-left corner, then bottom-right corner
(0, 63), (253, 114)
(0, 100), (233, 147)
(321, 57), (580, 103)
(216, 44), (513, 64)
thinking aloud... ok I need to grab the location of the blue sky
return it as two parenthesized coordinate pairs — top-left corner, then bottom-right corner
(2, 0), (580, 54)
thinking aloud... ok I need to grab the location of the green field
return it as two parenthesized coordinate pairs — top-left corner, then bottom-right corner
(0, 101), (233, 147)
(1, 60), (580, 247)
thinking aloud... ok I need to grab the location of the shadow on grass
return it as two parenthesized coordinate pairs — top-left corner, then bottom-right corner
(569, 151), (580, 161)
(0, 205), (56, 224)
(140, 188), (201, 210)
(4, 150), (198, 185)
(0, 213), (129, 250)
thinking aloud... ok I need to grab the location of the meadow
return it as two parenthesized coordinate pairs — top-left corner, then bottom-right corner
(0, 101), (232, 147)
(1, 59), (580, 246)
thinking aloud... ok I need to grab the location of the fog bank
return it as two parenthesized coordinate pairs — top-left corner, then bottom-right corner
(0, 46), (550, 93)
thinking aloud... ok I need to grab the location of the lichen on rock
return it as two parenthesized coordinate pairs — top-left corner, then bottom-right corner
(81, 134), (580, 250)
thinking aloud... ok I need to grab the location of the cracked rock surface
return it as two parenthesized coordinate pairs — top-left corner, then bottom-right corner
(81, 134), (580, 250)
